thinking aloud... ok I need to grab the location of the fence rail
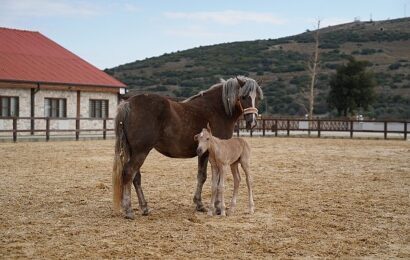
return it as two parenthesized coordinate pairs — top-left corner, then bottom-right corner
(0, 117), (113, 142)
(235, 118), (408, 140)
(0, 117), (408, 142)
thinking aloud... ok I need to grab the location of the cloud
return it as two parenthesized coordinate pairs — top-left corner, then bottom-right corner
(0, 0), (140, 18)
(165, 26), (231, 38)
(164, 10), (285, 26)
(0, 0), (101, 17)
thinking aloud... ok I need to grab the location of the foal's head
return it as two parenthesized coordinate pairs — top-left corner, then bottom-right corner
(194, 124), (213, 156)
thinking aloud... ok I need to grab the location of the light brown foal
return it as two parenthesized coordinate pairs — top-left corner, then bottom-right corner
(194, 124), (254, 216)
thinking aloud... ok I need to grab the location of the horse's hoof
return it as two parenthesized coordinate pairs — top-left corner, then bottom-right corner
(125, 212), (135, 220)
(141, 208), (151, 216)
(196, 204), (207, 212)
(215, 207), (222, 215)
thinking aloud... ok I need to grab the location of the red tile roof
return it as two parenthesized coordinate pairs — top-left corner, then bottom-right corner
(0, 27), (125, 88)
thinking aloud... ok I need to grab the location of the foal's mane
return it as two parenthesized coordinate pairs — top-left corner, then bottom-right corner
(182, 76), (263, 116)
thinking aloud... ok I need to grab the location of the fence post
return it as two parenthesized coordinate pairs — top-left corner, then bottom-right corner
(286, 119), (290, 136)
(275, 119), (278, 137)
(13, 117), (17, 142)
(350, 121), (353, 138)
(76, 118), (80, 141)
(318, 119), (321, 138)
(262, 119), (265, 137)
(404, 121), (408, 140)
(46, 117), (50, 141)
(384, 121), (387, 140)
(236, 121), (239, 137)
(103, 119), (107, 140)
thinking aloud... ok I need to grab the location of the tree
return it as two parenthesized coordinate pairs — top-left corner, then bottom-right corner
(327, 57), (376, 117)
(297, 20), (321, 120)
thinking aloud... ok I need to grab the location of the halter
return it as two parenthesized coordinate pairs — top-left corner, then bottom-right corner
(237, 99), (258, 116)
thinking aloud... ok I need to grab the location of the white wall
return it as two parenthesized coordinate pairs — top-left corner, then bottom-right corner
(0, 87), (118, 137)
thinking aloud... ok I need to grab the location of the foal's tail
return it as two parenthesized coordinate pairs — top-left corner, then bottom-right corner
(112, 101), (131, 212)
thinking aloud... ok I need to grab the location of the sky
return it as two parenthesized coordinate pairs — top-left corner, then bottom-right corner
(1, 0), (409, 69)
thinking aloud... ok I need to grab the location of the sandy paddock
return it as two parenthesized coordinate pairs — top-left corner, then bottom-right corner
(0, 138), (409, 258)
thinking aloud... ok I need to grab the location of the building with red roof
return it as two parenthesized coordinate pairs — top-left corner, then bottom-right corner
(0, 27), (126, 137)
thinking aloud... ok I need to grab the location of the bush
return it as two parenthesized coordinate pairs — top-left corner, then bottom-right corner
(388, 63), (401, 70)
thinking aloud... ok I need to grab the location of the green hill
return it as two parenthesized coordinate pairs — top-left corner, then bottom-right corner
(105, 17), (410, 119)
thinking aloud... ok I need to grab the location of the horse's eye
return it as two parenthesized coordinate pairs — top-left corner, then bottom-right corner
(242, 96), (246, 100)
(206, 138), (209, 140)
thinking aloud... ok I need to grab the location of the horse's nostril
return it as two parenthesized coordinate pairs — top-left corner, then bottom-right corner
(196, 148), (202, 155)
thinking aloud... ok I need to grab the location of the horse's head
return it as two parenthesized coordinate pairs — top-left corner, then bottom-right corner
(236, 76), (263, 130)
(194, 123), (213, 156)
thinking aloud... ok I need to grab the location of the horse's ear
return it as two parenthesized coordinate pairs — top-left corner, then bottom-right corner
(194, 134), (199, 141)
(207, 122), (212, 134)
(236, 76), (246, 87)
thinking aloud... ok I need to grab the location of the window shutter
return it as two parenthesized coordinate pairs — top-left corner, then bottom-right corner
(102, 100), (108, 118)
(44, 98), (50, 117)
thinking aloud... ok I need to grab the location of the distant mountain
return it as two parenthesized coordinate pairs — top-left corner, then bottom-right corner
(105, 17), (410, 119)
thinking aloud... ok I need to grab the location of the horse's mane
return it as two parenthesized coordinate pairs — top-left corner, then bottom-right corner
(182, 76), (263, 116)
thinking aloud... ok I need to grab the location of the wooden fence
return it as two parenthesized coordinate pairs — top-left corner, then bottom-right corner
(0, 117), (113, 142)
(0, 117), (408, 142)
(235, 118), (408, 140)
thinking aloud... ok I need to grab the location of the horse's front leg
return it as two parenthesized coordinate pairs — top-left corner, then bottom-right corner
(193, 152), (209, 212)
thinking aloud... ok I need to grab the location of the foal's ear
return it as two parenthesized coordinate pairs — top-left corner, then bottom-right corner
(206, 122), (212, 134)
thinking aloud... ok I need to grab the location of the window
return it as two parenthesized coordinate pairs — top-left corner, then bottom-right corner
(44, 98), (67, 118)
(89, 99), (108, 118)
(0, 96), (19, 117)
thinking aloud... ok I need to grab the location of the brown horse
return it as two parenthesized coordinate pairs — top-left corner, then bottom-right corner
(112, 76), (263, 219)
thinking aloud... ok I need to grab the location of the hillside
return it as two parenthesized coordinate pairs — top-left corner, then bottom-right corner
(105, 18), (410, 119)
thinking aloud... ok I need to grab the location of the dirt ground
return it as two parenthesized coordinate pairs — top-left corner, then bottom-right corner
(1, 138), (409, 259)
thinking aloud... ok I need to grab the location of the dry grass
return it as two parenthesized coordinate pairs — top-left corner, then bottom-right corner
(1, 138), (409, 258)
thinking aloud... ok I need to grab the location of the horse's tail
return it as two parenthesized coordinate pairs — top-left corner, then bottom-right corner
(112, 101), (131, 212)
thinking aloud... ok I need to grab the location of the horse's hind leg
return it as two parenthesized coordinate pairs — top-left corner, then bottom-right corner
(133, 169), (150, 216)
(227, 162), (241, 216)
(241, 160), (255, 214)
(122, 152), (149, 219)
(122, 161), (137, 219)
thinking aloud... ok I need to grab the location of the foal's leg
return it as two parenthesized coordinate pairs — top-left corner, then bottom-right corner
(208, 165), (218, 216)
(218, 165), (227, 216)
(193, 153), (209, 212)
(241, 160), (255, 214)
(227, 162), (241, 216)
